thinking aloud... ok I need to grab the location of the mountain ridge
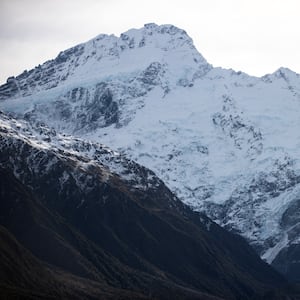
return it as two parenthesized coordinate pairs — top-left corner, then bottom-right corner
(0, 23), (210, 101)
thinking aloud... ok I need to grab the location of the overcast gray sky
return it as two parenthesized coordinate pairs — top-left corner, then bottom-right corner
(1, 0), (300, 84)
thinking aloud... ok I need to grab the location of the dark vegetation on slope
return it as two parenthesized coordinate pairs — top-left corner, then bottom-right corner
(0, 161), (288, 300)
(0, 167), (220, 300)
(0, 117), (296, 299)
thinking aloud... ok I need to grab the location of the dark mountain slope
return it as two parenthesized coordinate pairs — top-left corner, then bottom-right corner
(0, 167), (221, 300)
(0, 223), (146, 300)
(0, 113), (289, 299)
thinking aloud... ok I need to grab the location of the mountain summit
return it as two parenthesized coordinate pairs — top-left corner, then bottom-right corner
(1, 24), (300, 281)
(0, 23), (210, 100)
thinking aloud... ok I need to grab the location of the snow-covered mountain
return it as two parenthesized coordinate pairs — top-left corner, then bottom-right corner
(1, 23), (300, 280)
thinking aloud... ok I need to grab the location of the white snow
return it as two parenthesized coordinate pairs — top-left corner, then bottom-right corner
(262, 233), (289, 264)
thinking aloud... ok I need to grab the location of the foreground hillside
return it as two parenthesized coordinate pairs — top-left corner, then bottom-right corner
(0, 112), (290, 299)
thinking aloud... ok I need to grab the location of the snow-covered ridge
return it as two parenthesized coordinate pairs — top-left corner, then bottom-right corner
(0, 111), (163, 192)
(0, 23), (210, 101)
(0, 23), (212, 132)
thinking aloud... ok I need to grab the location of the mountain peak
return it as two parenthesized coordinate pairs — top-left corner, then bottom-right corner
(0, 23), (211, 101)
(143, 23), (188, 36)
(81, 23), (195, 57)
(262, 67), (299, 83)
(274, 67), (299, 78)
(110, 23), (197, 54)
